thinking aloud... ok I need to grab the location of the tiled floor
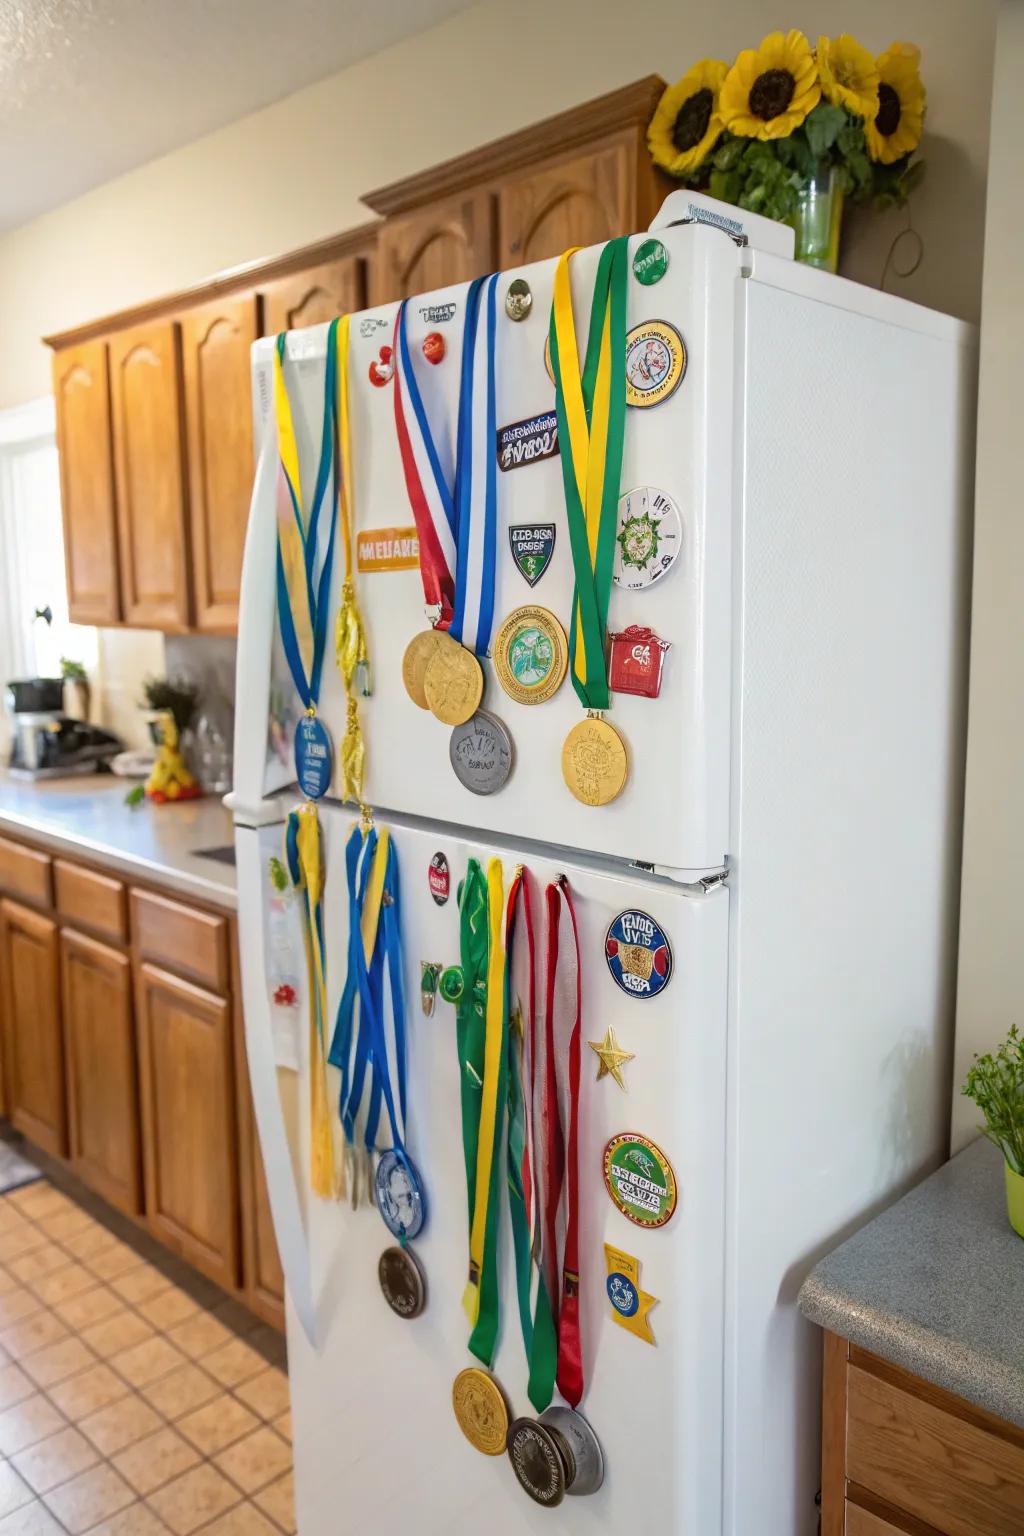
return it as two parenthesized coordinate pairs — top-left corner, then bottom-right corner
(0, 1174), (293, 1534)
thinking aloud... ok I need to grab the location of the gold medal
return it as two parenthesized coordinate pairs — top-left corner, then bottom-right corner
(423, 639), (484, 726)
(402, 630), (455, 710)
(452, 1367), (509, 1456)
(561, 715), (628, 805)
(494, 605), (567, 706)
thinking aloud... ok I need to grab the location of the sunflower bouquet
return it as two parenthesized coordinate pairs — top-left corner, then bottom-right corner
(648, 32), (926, 269)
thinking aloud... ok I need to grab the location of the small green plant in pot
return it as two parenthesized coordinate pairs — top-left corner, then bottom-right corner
(962, 1025), (1024, 1239)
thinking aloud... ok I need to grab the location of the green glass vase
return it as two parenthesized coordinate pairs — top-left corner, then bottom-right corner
(1006, 1160), (1024, 1240)
(791, 164), (845, 274)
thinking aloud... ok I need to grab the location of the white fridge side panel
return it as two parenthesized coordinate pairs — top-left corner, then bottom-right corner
(249, 224), (737, 875)
(724, 277), (974, 1535)
(282, 812), (729, 1536)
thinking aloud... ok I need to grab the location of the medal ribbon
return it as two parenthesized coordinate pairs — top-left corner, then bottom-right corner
(546, 874), (585, 1408)
(463, 858), (507, 1361)
(284, 805), (340, 1199)
(333, 314), (372, 813)
(549, 240), (629, 711)
(274, 320), (340, 723)
(506, 869), (559, 1413)
(394, 277), (499, 650)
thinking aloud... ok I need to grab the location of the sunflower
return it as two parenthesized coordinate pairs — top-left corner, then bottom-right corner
(719, 30), (821, 141)
(817, 34), (879, 120)
(864, 42), (926, 163)
(648, 60), (729, 177)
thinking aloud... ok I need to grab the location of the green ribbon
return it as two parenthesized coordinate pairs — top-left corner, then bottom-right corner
(549, 236), (629, 712)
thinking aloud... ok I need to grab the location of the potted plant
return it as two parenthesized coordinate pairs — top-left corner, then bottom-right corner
(136, 675), (202, 803)
(962, 1025), (1024, 1239)
(60, 657), (90, 721)
(647, 31), (926, 272)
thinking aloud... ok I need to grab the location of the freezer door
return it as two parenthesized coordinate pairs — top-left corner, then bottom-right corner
(241, 224), (739, 873)
(270, 811), (730, 1536)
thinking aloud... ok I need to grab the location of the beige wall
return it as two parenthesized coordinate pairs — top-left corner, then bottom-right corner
(0, 0), (997, 409)
(951, 0), (1024, 1150)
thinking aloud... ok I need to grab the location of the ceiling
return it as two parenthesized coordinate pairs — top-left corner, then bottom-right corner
(0, 0), (473, 234)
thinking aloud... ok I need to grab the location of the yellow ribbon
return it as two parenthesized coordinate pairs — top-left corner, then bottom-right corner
(334, 314), (372, 818)
(463, 857), (506, 1325)
(292, 804), (342, 1200)
(273, 344), (316, 682)
(551, 245), (618, 698)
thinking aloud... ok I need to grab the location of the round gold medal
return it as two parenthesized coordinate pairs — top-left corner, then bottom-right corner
(452, 1367), (509, 1456)
(494, 605), (568, 706)
(423, 640), (484, 726)
(562, 716), (628, 806)
(402, 630), (456, 710)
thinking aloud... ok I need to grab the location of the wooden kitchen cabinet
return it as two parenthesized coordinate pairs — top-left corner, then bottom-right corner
(497, 140), (636, 266)
(181, 294), (260, 633)
(261, 254), (366, 335)
(52, 341), (121, 625)
(822, 1331), (1024, 1536)
(373, 189), (496, 304)
(109, 320), (191, 630)
(0, 899), (66, 1157)
(60, 928), (140, 1214)
(135, 960), (239, 1290)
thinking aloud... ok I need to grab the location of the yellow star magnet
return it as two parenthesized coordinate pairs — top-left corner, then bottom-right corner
(604, 1243), (658, 1345)
(588, 1025), (634, 1090)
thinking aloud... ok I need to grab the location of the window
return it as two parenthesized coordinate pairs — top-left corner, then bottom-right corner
(0, 398), (98, 740)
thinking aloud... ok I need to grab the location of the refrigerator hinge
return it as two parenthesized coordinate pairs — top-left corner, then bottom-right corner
(629, 860), (729, 892)
(697, 869), (729, 894)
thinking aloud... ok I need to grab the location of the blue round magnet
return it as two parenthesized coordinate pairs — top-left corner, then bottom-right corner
(605, 909), (673, 1000)
(375, 1148), (426, 1241)
(295, 714), (332, 800)
(606, 1271), (640, 1318)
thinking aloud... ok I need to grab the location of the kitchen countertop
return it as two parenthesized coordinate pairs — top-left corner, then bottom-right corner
(0, 772), (236, 909)
(799, 1136), (1024, 1428)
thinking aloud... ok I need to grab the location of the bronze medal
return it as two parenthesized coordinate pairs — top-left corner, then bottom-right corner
(377, 1245), (426, 1319)
(561, 715), (628, 805)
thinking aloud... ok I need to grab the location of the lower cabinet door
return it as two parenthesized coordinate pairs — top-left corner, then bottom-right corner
(61, 928), (141, 1214)
(0, 899), (66, 1156)
(136, 961), (240, 1289)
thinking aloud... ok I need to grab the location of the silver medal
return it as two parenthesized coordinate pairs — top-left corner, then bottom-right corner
(449, 709), (514, 795)
(539, 1407), (604, 1496)
(613, 485), (682, 591)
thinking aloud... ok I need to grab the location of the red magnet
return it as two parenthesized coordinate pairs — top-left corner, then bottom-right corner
(608, 625), (671, 699)
(369, 344), (394, 388)
(422, 331), (446, 365)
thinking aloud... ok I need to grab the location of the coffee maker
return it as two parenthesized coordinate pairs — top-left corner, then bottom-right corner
(6, 677), (123, 780)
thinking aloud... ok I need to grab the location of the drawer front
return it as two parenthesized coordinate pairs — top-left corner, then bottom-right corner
(55, 859), (126, 942)
(0, 836), (52, 907)
(131, 889), (229, 993)
(847, 1363), (1024, 1536)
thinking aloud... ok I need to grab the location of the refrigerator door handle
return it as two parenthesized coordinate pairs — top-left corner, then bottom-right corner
(236, 824), (318, 1344)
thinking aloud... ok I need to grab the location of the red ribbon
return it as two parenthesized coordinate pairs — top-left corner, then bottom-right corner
(392, 305), (454, 627)
(546, 875), (584, 1408)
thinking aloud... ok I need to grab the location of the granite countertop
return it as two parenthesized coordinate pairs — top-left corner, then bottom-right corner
(0, 772), (236, 909)
(799, 1136), (1024, 1427)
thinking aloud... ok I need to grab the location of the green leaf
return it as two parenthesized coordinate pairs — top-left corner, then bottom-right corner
(124, 785), (145, 809)
(803, 102), (847, 159)
(713, 137), (744, 172)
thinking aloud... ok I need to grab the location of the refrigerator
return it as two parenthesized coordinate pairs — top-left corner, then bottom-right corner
(230, 214), (975, 1535)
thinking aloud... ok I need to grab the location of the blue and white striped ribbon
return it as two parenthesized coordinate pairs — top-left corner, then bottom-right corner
(395, 275), (499, 654)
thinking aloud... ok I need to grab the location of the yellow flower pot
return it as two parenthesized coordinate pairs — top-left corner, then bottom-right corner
(1006, 1160), (1024, 1240)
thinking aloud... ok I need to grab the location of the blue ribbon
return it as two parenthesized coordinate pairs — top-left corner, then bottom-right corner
(275, 318), (340, 713)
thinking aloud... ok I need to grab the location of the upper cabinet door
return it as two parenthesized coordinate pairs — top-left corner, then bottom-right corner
(181, 295), (259, 634)
(52, 341), (121, 625)
(373, 190), (495, 304)
(498, 141), (635, 268)
(261, 256), (366, 335)
(109, 321), (191, 630)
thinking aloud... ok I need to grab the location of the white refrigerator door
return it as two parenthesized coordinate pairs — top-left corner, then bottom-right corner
(237, 224), (738, 877)
(240, 806), (729, 1535)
